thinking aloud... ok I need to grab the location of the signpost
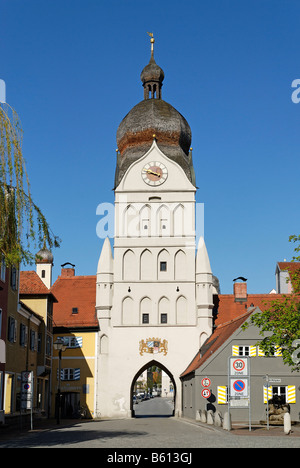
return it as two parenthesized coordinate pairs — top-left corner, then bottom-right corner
(21, 371), (33, 430)
(228, 356), (251, 430)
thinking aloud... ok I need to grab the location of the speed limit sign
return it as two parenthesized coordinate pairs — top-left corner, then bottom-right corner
(230, 357), (248, 376)
(201, 388), (211, 399)
(201, 377), (211, 388)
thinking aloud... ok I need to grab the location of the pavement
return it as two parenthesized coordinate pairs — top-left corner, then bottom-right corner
(1, 414), (300, 441)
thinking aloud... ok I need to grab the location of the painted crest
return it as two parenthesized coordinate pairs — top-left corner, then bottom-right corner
(139, 337), (168, 356)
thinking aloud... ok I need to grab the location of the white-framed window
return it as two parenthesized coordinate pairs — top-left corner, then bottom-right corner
(58, 368), (80, 381)
(57, 336), (82, 348)
(232, 345), (257, 357)
(264, 385), (296, 404)
(19, 323), (28, 347)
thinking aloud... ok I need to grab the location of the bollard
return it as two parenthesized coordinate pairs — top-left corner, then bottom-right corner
(223, 411), (231, 431)
(284, 412), (292, 435)
(214, 411), (223, 427)
(200, 409), (207, 423)
(207, 410), (214, 425)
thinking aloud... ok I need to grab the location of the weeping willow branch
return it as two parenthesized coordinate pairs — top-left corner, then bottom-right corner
(0, 103), (60, 266)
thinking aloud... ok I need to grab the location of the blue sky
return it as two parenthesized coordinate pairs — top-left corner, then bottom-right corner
(1, 0), (299, 293)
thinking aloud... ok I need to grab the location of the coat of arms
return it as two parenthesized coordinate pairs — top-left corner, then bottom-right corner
(139, 337), (168, 356)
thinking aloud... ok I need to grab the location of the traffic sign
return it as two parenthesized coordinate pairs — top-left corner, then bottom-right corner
(201, 378), (211, 388)
(230, 378), (248, 397)
(229, 357), (248, 376)
(201, 389), (211, 399)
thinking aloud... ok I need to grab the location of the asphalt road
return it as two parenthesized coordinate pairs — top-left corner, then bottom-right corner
(1, 398), (300, 449)
(134, 396), (174, 417)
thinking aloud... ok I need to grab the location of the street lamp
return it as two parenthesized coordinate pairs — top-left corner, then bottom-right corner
(53, 337), (67, 424)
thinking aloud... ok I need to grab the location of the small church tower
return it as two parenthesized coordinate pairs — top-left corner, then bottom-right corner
(35, 246), (53, 289)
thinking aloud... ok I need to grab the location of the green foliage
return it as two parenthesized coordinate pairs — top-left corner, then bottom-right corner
(243, 236), (300, 371)
(0, 103), (60, 266)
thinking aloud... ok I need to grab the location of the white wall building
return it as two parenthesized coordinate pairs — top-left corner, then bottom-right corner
(95, 37), (215, 418)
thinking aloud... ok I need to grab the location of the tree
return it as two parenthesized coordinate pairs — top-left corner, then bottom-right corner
(243, 235), (300, 370)
(0, 103), (60, 266)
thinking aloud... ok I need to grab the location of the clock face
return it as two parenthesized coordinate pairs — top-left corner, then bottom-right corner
(141, 161), (168, 186)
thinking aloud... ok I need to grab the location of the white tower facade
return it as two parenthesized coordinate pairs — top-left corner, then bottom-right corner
(95, 39), (214, 419)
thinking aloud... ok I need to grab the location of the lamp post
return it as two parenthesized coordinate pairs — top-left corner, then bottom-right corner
(53, 338), (67, 424)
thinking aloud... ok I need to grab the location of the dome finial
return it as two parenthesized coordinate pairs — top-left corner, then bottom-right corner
(147, 32), (155, 57)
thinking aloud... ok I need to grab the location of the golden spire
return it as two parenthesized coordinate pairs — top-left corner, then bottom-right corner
(147, 31), (155, 57)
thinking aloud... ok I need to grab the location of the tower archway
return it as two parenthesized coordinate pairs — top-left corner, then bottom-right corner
(130, 360), (176, 418)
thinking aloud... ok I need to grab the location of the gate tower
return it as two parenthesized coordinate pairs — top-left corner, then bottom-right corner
(96, 35), (214, 418)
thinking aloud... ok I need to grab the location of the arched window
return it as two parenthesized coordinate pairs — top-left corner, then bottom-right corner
(176, 296), (187, 324)
(174, 250), (186, 281)
(122, 296), (134, 325)
(140, 249), (153, 281)
(123, 249), (136, 281)
(158, 297), (170, 324)
(140, 297), (152, 324)
(100, 334), (109, 354)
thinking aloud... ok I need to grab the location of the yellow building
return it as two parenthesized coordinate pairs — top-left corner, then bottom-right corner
(51, 265), (98, 419)
(18, 266), (57, 417)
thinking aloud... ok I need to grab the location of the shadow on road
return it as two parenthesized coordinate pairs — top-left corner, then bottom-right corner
(0, 421), (148, 448)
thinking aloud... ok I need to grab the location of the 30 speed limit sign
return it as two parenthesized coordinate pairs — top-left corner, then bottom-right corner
(230, 357), (248, 376)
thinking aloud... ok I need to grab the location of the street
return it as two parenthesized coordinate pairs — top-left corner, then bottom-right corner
(0, 396), (300, 449)
(134, 396), (174, 418)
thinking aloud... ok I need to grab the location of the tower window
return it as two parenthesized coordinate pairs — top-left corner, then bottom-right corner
(142, 313), (149, 324)
(161, 313), (167, 324)
(160, 261), (167, 272)
(41, 270), (46, 278)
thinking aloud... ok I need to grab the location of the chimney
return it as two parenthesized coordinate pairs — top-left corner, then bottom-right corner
(233, 281), (247, 303)
(61, 262), (75, 278)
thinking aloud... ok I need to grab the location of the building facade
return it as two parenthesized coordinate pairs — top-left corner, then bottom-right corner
(95, 37), (216, 418)
(51, 265), (98, 419)
(181, 278), (300, 424)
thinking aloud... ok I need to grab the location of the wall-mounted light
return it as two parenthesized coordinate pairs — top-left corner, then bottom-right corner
(128, 286), (131, 293)
(176, 286), (180, 292)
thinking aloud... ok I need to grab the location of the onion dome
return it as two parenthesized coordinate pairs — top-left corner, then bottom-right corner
(114, 34), (195, 188)
(35, 247), (53, 265)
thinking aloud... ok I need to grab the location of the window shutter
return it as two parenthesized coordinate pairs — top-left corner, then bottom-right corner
(76, 337), (83, 348)
(287, 386), (296, 404)
(217, 386), (227, 404)
(258, 346), (265, 356)
(263, 385), (272, 403)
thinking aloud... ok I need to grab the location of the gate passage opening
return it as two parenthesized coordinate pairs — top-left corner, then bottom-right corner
(130, 360), (176, 418)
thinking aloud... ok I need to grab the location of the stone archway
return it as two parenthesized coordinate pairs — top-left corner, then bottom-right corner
(130, 359), (176, 418)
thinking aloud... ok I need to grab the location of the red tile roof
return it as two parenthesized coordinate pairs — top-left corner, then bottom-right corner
(51, 275), (98, 328)
(181, 309), (253, 378)
(181, 291), (289, 378)
(214, 293), (279, 327)
(19, 271), (55, 296)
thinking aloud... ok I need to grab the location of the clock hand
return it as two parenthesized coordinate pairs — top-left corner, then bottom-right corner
(144, 169), (161, 177)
